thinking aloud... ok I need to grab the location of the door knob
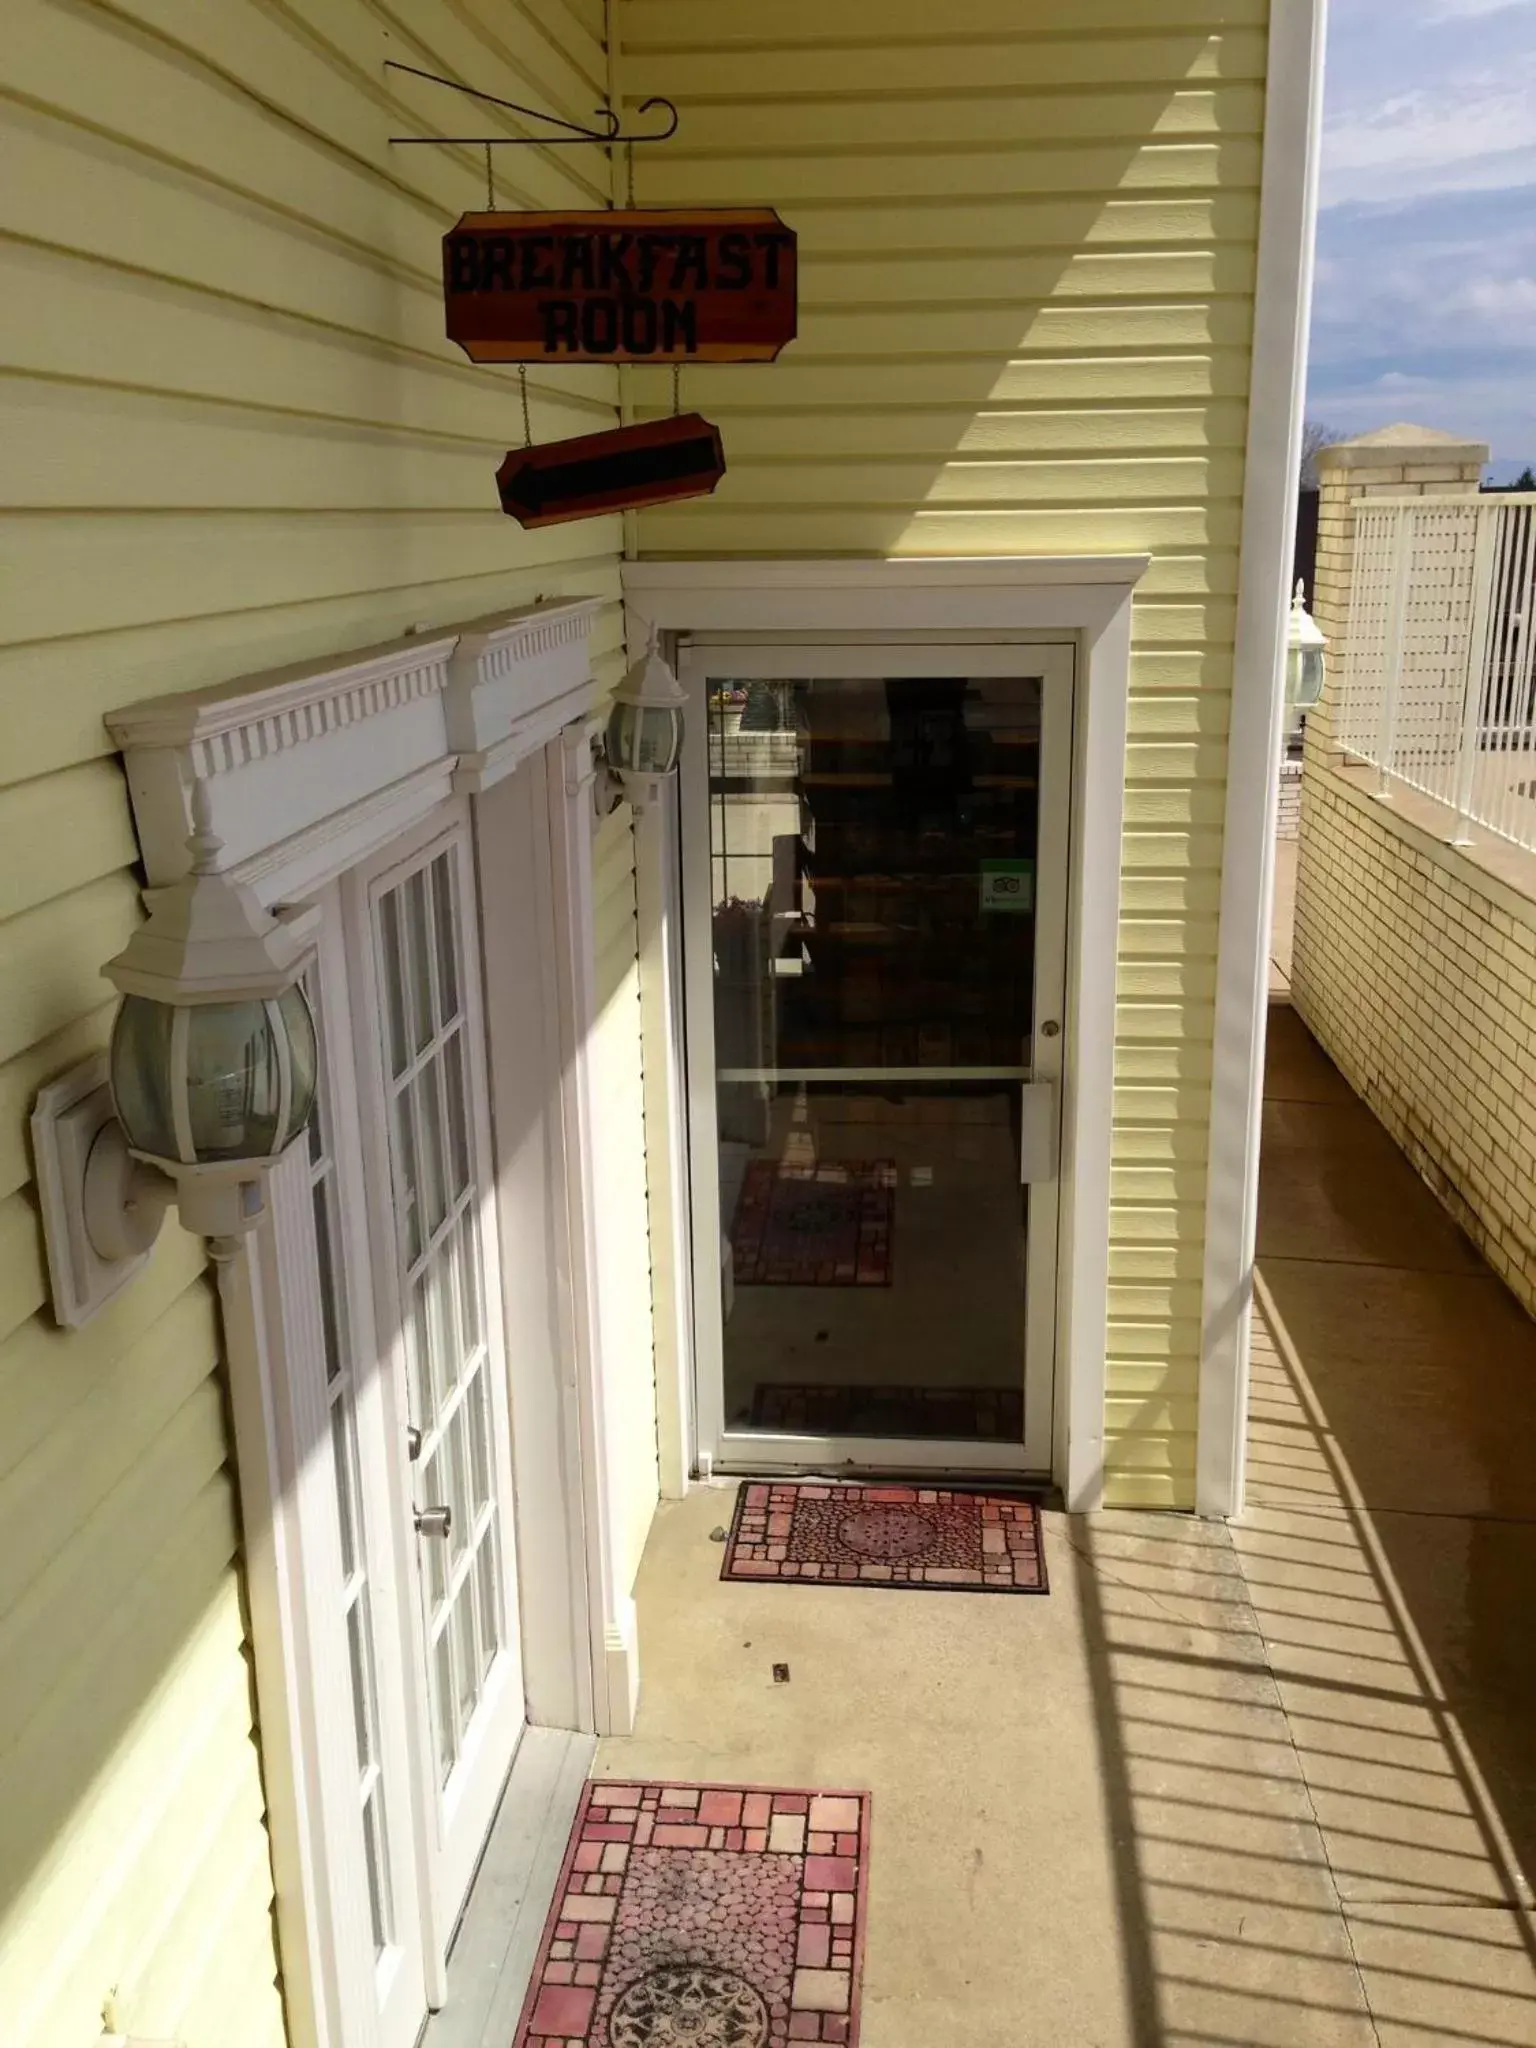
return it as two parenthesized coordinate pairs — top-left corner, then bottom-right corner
(414, 1504), (452, 1538)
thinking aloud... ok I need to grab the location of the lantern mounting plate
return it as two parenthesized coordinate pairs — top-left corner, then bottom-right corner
(31, 1054), (168, 1328)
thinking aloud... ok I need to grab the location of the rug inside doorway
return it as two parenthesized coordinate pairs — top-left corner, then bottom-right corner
(721, 1482), (1048, 1594)
(752, 1382), (1023, 1441)
(513, 1779), (871, 2047)
(731, 1160), (895, 1287)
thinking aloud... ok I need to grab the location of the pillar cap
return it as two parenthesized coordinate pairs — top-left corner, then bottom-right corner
(1316, 422), (1490, 473)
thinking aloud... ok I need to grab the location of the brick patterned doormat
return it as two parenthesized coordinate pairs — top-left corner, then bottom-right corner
(731, 1161), (894, 1287)
(751, 1383), (1023, 1442)
(513, 1780), (871, 2046)
(721, 1482), (1048, 1595)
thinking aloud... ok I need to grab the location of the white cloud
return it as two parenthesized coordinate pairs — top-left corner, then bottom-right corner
(1306, 0), (1536, 465)
(1423, 0), (1527, 16)
(1322, 73), (1536, 205)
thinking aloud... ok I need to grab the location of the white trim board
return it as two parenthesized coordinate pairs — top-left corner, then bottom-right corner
(622, 556), (1148, 1512)
(1197, 0), (1330, 1518)
(106, 599), (600, 903)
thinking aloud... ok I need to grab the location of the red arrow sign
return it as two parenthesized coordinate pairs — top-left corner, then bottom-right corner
(495, 415), (727, 529)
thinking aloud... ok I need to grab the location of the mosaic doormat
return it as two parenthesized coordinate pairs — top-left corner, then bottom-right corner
(721, 1482), (1048, 1595)
(513, 1779), (871, 2047)
(752, 1383), (1024, 1442)
(731, 1161), (895, 1288)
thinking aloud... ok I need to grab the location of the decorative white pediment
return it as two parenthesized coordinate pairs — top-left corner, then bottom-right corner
(107, 598), (601, 905)
(445, 600), (599, 794)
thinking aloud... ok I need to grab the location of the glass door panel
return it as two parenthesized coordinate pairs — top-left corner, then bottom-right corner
(683, 647), (1072, 1474)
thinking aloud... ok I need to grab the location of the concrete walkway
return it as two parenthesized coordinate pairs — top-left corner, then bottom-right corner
(601, 1001), (1536, 2045)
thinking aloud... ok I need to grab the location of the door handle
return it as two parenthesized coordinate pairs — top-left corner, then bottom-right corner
(1020, 1080), (1057, 1185)
(405, 1424), (423, 1463)
(414, 1504), (452, 1539)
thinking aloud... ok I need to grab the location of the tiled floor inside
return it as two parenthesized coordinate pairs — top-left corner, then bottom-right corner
(593, 996), (1536, 2045)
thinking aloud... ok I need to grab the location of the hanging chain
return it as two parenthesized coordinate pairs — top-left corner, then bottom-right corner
(672, 362), (681, 417)
(519, 364), (532, 446)
(626, 138), (636, 208)
(484, 142), (495, 210)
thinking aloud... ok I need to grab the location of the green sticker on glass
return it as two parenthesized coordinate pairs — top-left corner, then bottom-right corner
(979, 858), (1035, 913)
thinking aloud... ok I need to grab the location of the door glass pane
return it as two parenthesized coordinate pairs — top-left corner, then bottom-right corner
(374, 846), (510, 1807)
(707, 676), (1044, 1444)
(443, 1032), (471, 1199)
(433, 1628), (456, 1787)
(362, 1789), (394, 1960)
(380, 892), (410, 1079)
(313, 1182), (344, 1384)
(331, 1395), (358, 1580)
(404, 868), (434, 1057)
(474, 1534), (501, 1678)
(431, 854), (461, 1025)
(416, 1071), (448, 1238)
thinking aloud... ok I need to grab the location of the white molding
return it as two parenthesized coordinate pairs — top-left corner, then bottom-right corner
(473, 754), (598, 1734)
(625, 556), (1148, 643)
(633, 780), (695, 1500)
(1058, 594), (1134, 1512)
(215, 1242), (344, 2048)
(628, 557), (1150, 591)
(1197, 0), (1329, 1519)
(447, 604), (601, 793)
(620, 557), (1145, 1511)
(106, 600), (601, 900)
(545, 726), (644, 1736)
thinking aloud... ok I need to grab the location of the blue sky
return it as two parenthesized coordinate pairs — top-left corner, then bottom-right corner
(1308, 0), (1536, 478)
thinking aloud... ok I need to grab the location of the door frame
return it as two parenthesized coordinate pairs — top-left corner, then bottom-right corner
(678, 639), (1073, 1476)
(106, 604), (633, 2048)
(623, 558), (1148, 1511)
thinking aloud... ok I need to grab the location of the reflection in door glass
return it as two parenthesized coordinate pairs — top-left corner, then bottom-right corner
(306, 968), (396, 1960)
(375, 851), (505, 1794)
(708, 678), (1044, 1444)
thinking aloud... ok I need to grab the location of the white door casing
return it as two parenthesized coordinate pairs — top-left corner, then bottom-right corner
(679, 639), (1074, 1477)
(623, 558), (1149, 1511)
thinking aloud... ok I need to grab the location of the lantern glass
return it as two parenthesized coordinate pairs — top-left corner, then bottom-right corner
(111, 984), (318, 1166)
(607, 698), (683, 778)
(1297, 644), (1325, 708)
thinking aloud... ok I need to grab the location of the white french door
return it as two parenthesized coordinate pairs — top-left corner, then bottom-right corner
(300, 924), (428, 2048)
(262, 803), (528, 2048)
(343, 813), (527, 1955)
(680, 640), (1074, 1478)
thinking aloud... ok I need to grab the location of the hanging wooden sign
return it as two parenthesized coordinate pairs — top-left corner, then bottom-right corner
(495, 413), (726, 528)
(445, 209), (796, 364)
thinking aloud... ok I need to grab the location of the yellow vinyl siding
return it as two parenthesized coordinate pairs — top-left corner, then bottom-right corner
(592, 809), (662, 1592)
(620, 0), (1267, 1504)
(0, 3), (628, 2043)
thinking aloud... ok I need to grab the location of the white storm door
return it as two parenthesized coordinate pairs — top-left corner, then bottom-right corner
(679, 640), (1073, 1480)
(345, 811), (526, 1956)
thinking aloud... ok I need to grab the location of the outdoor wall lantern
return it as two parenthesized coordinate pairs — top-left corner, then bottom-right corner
(33, 788), (319, 1324)
(596, 629), (687, 812)
(1285, 581), (1328, 731)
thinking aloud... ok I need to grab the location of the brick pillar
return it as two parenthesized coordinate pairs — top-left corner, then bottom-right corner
(1305, 424), (1488, 764)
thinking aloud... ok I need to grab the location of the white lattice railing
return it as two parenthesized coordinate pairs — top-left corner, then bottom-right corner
(1337, 494), (1536, 852)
